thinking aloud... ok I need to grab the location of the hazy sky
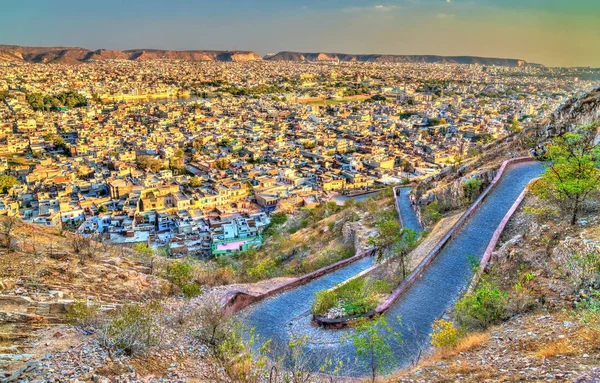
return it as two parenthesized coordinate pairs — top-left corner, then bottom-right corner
(2, 0), (600, 67)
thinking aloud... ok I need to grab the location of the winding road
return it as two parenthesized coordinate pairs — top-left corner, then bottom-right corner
(240, 161), (542, 376)
(397, 187), (423, 234)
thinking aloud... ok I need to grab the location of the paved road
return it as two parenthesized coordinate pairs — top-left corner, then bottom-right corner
(397, 187), (423, 234)
(240, 161), (542, 376)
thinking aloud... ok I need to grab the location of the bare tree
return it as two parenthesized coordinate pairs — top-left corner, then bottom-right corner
(0, 216), (19, 250)
(70, 234), (93, 264)
(193, 300), (272, 383)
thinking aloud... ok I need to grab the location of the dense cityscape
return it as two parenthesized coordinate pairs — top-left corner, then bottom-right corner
(0, 60), (597, 257)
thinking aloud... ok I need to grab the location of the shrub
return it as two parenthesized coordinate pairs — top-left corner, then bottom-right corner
(463, 178), (484, 203)
(423, 202), (442, 225)
(270, 212), (288, 226)
(246, 258), (277, 281)
(312, 290), (338, 315)
(99, 302), (163, 357)
(523, 206), (559, 221)
(66, 299), (99, 326)
(454, 280), (508, 330)
(430, 319), (459, 348)
(182, 282), (203, 298)
(198, 265), (235, 286)
(312, 277), (391, 317)
(371, 279), (393, 294)
(165, 260), (195, 288)
(379, 187), (394, 198)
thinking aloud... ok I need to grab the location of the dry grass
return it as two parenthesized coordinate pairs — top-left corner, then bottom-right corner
(431, 332), (490, 361)
(576, 326), (600, 351)
(534, 338), (575, 358)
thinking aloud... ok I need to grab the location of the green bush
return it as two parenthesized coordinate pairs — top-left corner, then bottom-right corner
(454, 280), (508, 330)
(66, 299), (99, 326)
(100, 302), (162, 357)
(182, 282), (203, 298)
(164, 260), (196, 290)
(312, 290), (338, 315)
(430, 319), (459, 348)
(423, 202), (442, 225)
(270, 212), (288, 226)
(463, 178), (484, 203)
(246, 258), (277, 281)
(312, 277), (392, 317)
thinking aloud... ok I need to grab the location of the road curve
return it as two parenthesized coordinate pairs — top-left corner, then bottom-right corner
(240, 161), (542, 377)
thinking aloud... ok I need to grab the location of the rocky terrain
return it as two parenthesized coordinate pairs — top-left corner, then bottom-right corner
(549, 86), (600, 137)
(264, 51), (534, 67)
(392, 312), (600, 383)
(0, 45), (262, 64)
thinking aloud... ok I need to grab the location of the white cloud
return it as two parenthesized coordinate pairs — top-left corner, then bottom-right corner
(343, 4), (399, 13)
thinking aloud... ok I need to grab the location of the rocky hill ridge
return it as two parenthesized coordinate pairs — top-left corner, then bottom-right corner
(0, 45), (262, 64)
(264, 50), (536, 67)
(0, 45), (536, 66)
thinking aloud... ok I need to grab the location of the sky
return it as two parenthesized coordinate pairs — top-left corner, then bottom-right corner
(1, 0), (600, 67)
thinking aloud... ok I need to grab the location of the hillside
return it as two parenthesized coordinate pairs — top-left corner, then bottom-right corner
(0, 45), (262, 64)
(264, 51), (535, 67)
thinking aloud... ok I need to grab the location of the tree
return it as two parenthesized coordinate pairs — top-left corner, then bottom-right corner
(189, 176), (202, 187)
(0, 217), (19, 249)
(133, 243), (155, 273)
(345, 315), (402, 382)
(70, 234), (94, 264)
(136, 155), (163, 173)
(368, 221), (417, 276)
(215, 158), (229, 170)
(0, 175), (18, 194)
(463, 178), (484, 203)
(532, 124), (600, 225)
(194, 300), (271, 383)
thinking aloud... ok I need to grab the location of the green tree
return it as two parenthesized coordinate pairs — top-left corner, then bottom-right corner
(189, 176), (202, 187)
(136, 155), (163, 173)
(423, 201), (442, 225)
(215, 158), (229, 170)
(345, 315), (402, 383)
(0, 175), (18, 194)
(532, 124), (600, 225)
(463, 178), (484, 203)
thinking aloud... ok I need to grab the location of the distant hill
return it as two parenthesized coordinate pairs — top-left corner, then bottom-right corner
(265, 51), (536, 67)
(0, 45), (538, 67)
(0, 45), (262, 63)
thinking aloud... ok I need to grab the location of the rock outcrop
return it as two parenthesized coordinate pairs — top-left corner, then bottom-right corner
(549, 86), (600, 140)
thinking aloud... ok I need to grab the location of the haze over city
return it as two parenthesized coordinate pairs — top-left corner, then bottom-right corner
(2, 0), (600, 67)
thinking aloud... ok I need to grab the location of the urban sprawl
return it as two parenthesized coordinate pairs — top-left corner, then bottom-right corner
(0, 60), (597, 257)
